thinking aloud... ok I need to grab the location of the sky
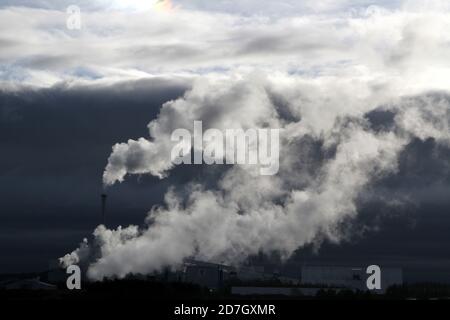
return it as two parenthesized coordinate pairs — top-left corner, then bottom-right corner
(0, 0), (450, 282)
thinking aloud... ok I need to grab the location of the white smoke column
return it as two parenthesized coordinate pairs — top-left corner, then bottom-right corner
(102, 76), (278, 184)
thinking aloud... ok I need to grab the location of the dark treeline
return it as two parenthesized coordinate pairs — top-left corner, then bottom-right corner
(1, 278), (450, 301)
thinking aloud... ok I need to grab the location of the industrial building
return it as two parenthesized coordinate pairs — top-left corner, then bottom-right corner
(184, 260), (234, 289)
(182, 260), (299, 289)
(182, 262), (402, 295)
(300, 265), (403, 293)
(41, 256), (403, 296)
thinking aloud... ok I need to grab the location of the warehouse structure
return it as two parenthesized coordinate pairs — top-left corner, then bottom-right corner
(300, 265), (402, 293)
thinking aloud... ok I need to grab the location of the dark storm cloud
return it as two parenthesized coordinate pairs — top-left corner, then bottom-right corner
(365, 109), (396, 132)
(0, 77), (190, 272)
(1, 80), (449, 281)
(58, 76), (450, 281)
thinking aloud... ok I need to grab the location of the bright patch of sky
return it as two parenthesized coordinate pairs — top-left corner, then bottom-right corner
(0, 0), (403, 14)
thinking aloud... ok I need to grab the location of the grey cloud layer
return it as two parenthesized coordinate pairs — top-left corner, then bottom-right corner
(1, 1), (450, 89)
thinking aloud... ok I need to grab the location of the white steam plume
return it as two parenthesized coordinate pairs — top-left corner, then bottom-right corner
(59, 2), (450, 280)
(61, 73), (450, 280)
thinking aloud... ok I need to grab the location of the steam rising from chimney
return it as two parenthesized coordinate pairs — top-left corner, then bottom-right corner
(59, 3), (450, 280)
(60, 74), (450, 280)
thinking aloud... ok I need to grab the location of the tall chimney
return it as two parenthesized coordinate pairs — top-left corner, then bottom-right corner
(101, 193), (107, 226)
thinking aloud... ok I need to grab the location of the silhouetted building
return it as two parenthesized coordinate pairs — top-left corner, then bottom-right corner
(184, 260), (233, 289)
(301, 266), (402, 293)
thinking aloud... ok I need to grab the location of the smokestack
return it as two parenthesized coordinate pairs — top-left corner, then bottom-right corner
(101, 193), (107, 226)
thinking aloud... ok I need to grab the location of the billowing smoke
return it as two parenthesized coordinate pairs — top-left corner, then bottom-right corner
(60, 72), (450, 280)
(56, 1), (450, 280)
